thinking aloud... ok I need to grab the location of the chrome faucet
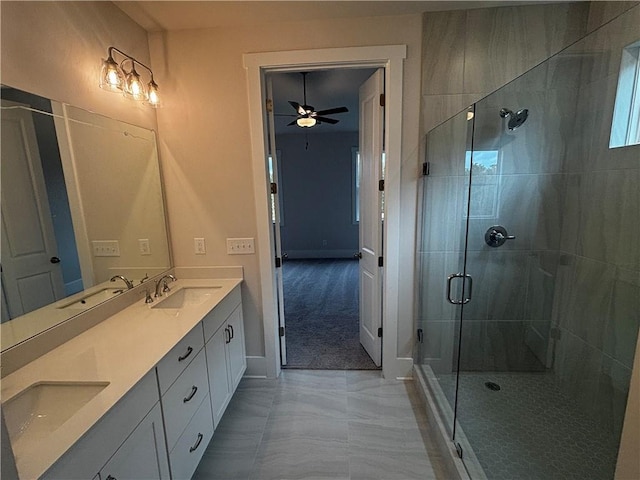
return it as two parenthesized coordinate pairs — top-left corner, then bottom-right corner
(155, 274), (177, 297)
(111, 275), (134, 290)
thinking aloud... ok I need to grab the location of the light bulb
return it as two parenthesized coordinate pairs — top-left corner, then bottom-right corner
(99, 56), (123, 92)
(144, 79), (161, 107)
(123, 67), (146, 101)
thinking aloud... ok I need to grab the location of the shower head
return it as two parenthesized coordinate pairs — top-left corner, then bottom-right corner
(500, 108), (529, 130)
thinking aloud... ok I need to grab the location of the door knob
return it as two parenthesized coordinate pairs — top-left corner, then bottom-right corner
(50, 256), (61, 264)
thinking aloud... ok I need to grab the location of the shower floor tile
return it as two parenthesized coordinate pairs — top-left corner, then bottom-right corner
(436, 372), (620, 480)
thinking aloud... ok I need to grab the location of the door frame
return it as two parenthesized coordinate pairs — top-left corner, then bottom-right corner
(244, 45), (406, 379)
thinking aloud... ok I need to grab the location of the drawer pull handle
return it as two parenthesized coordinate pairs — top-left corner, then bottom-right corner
(106, 476), (117, 480)
(229, 324), (234, 340)
(183, 385), (198, 403)
(189, 433), (204, 453)
(178, 346), (193, 362)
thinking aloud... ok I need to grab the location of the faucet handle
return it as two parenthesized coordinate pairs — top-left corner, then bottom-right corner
(163, 280), (171, 293)
(145, 289), (154, 303)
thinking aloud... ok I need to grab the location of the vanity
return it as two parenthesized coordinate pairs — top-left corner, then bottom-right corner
(2, 275), (246, 480)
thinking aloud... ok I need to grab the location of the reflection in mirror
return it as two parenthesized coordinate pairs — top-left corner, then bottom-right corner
(1, 87), (171, 351)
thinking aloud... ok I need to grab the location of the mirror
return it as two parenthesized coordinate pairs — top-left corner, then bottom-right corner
(1, 86), (171, 351)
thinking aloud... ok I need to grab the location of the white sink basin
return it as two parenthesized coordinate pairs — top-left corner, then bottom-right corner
(151, 287), (221, 309)
(3, 382), (109, 451)
(58, 288), (123, 310)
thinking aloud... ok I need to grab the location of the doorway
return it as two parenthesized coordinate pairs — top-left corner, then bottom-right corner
(244, 45), (407, 379)
(268, 68), (382, 370)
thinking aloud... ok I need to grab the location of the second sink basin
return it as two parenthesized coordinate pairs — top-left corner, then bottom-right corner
(58, 288), (123, 310)
(151, 287), (221, 309)
(3, 381), (109, 452)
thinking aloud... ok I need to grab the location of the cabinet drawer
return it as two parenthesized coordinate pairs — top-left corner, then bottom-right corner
(169, 393), (214, 480)
(156, 324), (204, 394)
(202, 285), (241, 342)
(162, 349), (210, 451)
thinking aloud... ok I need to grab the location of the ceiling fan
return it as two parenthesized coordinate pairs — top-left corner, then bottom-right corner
(278, 72), (349, 128)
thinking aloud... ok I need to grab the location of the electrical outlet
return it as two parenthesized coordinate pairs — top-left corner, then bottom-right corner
(227, 238), (255, 255)
(138, 238), (151, 255)
(92, 240), (120, 257)
(194, 237), (206, 255)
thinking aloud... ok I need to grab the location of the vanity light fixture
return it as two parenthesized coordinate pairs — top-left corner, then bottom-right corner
(99, 46), (161, 108)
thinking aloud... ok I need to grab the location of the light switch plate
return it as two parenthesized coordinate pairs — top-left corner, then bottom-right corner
(227, 238), (255, 255)
(194, 237), (206, 255)
(92, 240), (120, 257)
(138, 238), (151, 255)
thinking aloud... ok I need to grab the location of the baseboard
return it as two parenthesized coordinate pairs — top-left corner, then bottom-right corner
(384, 356), (414, 380)
(244, 355), (267, 378)
(284, 250), (357, 259)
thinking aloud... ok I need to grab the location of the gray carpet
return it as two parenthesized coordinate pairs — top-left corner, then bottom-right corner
(282, 259), (379, 370)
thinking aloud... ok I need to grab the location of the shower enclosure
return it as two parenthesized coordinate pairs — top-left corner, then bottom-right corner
(416, 5), (639, 480)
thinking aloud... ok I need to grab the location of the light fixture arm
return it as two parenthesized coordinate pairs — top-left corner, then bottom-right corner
(108, 46), (153, 77)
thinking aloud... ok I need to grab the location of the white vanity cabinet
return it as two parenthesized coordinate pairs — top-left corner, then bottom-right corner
(156, 323), (213, 480)
(203, 285), (246, 426)
(42, 370), (169, 480)
(99, 403), (168, 480)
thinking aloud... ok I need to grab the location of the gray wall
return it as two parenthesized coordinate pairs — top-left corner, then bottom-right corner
(277, 131), (359, 259)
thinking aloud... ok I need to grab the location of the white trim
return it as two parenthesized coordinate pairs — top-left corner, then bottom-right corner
(244, 45), (407, 379)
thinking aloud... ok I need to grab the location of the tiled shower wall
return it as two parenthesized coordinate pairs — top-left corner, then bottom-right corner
(551, 5), (640, 438)
(419, 0), (640, 438)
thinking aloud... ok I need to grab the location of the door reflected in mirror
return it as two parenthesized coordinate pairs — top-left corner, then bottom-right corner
(1, 86), (171, 351)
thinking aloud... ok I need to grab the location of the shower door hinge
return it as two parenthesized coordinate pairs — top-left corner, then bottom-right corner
(270, 182), (278, 194)
(275, 256), (282, 268)
(378, 179), (385, 191)
(377, 327), (383, 338)
(378, 256), (384, 267)
(266, 98), (273, 113)
(422, 162), (430, 176)
(379, 93), (385, 107)
(279, 326), (285, 337)
(455, 443), (463, 459)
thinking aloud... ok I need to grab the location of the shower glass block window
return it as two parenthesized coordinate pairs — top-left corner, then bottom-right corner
(610, 39), (640, 148)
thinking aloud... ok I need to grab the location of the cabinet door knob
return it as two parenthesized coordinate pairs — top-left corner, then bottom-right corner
(183, 385), (198, 403)
(189, 433), (204, 453)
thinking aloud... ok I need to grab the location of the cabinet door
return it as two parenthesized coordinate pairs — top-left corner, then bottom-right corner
(99, 404), (170, 480)
(226, 305), (246, 391)
(206, 325), (232, 427)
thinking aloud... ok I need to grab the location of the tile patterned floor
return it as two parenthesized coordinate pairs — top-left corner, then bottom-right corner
(193, 370), (448, 480)
(436, 372), (620, 480)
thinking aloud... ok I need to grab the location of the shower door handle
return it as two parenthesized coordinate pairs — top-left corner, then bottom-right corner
(446, 273), (473, 305)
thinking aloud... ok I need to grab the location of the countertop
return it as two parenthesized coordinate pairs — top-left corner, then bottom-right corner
(1, 277), (242, 480)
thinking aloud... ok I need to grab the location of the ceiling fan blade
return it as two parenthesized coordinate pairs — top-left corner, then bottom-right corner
(315, 116), (339, 125)
(287, 120), (298, 126)
(274, 113), (298, 117)
(314, 106), (349, 116)
(289, 101), (306, 116)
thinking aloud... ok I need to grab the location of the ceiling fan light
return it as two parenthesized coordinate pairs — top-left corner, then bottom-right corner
(296, 117), (317, 128)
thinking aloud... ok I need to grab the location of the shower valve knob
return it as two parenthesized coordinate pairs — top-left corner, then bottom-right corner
(485, 226), (515, 248)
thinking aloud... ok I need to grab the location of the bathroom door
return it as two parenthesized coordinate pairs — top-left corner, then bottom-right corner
(265, 77), (287, 365)
(1, 100), (65, 318)
(358, 69), (384, 366)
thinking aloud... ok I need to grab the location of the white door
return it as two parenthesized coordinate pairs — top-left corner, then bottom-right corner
(1, 101), (65, 318)
(266, 76), (288, 365)
(358, 69), (384, 366)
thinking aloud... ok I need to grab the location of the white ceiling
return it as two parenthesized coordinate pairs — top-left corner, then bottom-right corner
(115, 1), (547, 32)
